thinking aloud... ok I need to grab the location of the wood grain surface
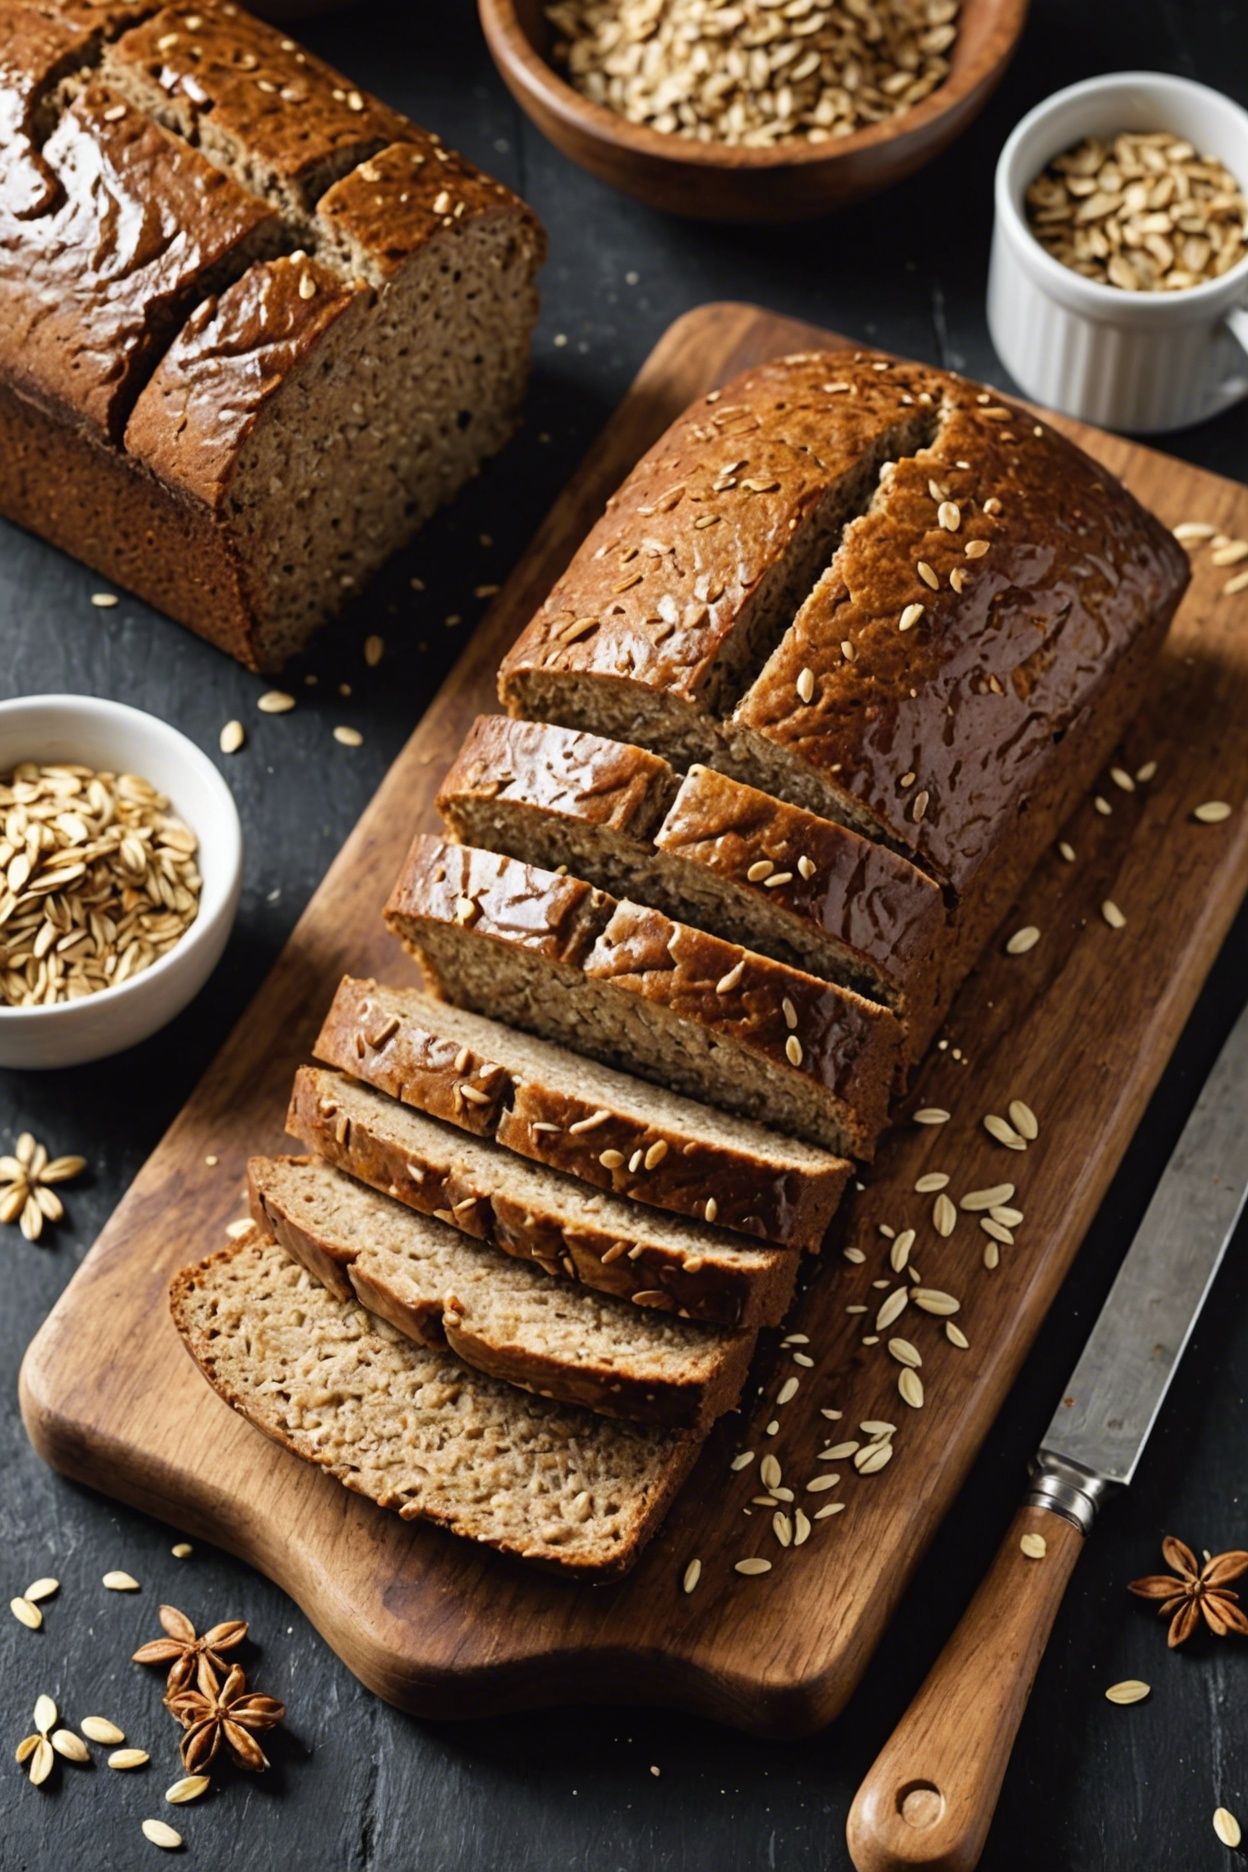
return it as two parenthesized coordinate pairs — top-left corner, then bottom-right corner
(18, 302), (1248, 1738)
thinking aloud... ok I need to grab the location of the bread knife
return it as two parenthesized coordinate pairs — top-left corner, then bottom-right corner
(847, 997), (1248, 1872)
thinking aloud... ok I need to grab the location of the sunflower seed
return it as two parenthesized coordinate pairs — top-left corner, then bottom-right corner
(820, 1441), (859, 1460)
(813, 1501), (846, 1519)
(166, 1775), (210, 1804)
(1213, 1808), (1242, 1849)
(842, 1245), (866, 1264)
(806, 1474), (842, 1492)
(81, 1717), (126, 1744)
(29, 1736), (54, 1785)
(960, 1183), (1016, 1211)
(854, 1441), (894, 1475)
(51, 1729), (90, 1762)
(171, 1543), (193, 1560)
(33, 1694), (56, 1735)
(218, 720), (245, 755)
(888, 1337), (922, 1368)
(945, 1321), (970, 1349)
(875, 1288), (908, 1332)
(24, 1578), (59, 1603)
(1008, 1099), (1038, 1139)
(734, 1558), (772, 1576)
(102, 1570), (139, 1591)
(141, 1819), (184, 1849)
(333, 726), (363, 747)
(1104, 1680), (1151, 1705)
(933, 1192), (958, 1237)
(1006, 926), (1040, 955)
(10, 1595), (41, 1629)
(981, 1218), (1014, 1245)
(109, 1748), (150, 1769)
(759, 1454), (782, 1490)
(730, 1451), (755, 1472)
(983, 1113), (1027, 1150)
(913, 1108), (950, 1125)
(1019, 1532), (1047, 1560)
(772, 1511), (793, 1548)
(257, 690), (295, 714)
(983, 1241), (1000, 1270)
(1058, 840), (1076, 862)
(1101, 899), (1126, 929)
(898, 1368), (924, 1408)
(991, 1205), (1025, 1227)
(682, 1558), (702, 1594)
(914, 1173), (949, 1193)
(912, 1288), (960, 1316)
(1193, 800), (1232, 823)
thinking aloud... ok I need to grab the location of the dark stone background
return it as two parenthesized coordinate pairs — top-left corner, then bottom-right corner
(1, 3), (1245, 1867)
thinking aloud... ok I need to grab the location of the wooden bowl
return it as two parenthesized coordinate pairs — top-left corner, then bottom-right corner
(479, 0), (1030, 224)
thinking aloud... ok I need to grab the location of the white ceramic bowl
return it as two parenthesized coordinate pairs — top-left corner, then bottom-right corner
(988, 71), (1248, 432)
(0, 696), (242, 1069)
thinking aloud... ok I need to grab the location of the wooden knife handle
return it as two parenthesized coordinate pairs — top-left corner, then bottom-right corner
(845, 1505), (1084, 1872)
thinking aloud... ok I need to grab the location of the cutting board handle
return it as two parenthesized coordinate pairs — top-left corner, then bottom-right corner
(845, 1505), (1084, 1872)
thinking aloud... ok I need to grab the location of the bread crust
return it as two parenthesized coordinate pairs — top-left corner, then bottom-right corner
(288, 1066), (799, 1328)
(314, 977), (849, 1250)
(170, 1229), (698, 1579)
(385, 834), (902, 1158)
(249, 1154), (754, 1432)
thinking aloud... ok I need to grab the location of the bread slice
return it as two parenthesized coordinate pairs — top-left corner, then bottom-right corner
(384, 835), (901, 1158)
(170, 1228), (697, 1578)
(249, 1155), (753, 1432)
(438, 714), (949, 1055)
(315, 978), (849, 1251)
(289, 1068), (797, 1328)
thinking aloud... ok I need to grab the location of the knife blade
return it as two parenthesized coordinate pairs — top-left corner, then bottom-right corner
(1030, 992), (1248, 1528)
(848, 998), (1248, 1872)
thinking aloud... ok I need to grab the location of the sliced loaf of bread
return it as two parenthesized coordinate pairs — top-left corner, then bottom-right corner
(290, 1068), (798, 1327)
(170, 1228), (697, 1578)
(437, 714), (949, 1055)
(249, 1155), (753, 1431)
(315, 978), (849, 1250)
(384, 835), (901, 1158)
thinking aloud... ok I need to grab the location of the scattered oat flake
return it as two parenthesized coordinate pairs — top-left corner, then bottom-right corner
(1020, 1532), (1048, 1560)
(102, 1569), (140, 1591)
(1104, 1679), (1151, 1704)
(166, 1774), (210, 1804)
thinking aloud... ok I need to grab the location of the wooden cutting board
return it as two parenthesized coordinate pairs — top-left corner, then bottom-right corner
(21, 304), (1248, 1738)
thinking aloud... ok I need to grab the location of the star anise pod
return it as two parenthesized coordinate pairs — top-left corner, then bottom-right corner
(1128, 1535), (1248, 1647)
(132, 1604), (248, 1692)
(165, 1660), (285, 1773)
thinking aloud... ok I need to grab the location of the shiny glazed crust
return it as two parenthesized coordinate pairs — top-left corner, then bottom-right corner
(314, 977), (850, 1251)
(385, 834), (902, 1159)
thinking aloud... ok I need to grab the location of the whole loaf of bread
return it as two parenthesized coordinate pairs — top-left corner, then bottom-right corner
(0, 0), (545, 669)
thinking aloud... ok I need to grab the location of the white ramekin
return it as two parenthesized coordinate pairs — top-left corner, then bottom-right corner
(988, 71), (1248, 433)
(0, 696), (242, 1069)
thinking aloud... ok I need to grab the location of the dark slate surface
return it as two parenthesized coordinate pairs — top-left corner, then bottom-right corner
(1, 2), (1245, 1867)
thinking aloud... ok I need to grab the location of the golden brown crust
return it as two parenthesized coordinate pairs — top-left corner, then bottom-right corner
(248, 1153), (753, 1433)
(498, 350), (1188, 903)
(169, 1229), (698, 1579)
(313, 977), (849, 1251)
(385, 835), (901, 1158)
(287, 1066), (798, 1329)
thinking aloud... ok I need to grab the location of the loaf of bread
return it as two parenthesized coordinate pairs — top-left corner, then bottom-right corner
(438, 714), (949, 1055)
(385, 834), (903, 1157)
(498, 352), (1188, 992)
(171, 1228), (697, 1577)
(0, 0), (544, 669)
(250, 1154), (753, 1430)
(288, 1067), (799, 1326)
(315, 978), (849, 1249)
